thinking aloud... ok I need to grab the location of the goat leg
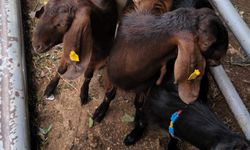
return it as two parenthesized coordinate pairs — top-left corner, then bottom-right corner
(93, 69), (116, 122)
(167, 137), (178, 150)
(44, 58), (67, 98)
(80, 67), (94, 105)
(80, 78), (91, 105)
(92, 86), (116, 122)
(124, 94), (147, 146)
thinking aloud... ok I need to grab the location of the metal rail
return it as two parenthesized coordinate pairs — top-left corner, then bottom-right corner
(209, 0), (250, 58)
(210, 65), (250, 139)
(209, 0), (250, 140)
(0, 0), (30, 149)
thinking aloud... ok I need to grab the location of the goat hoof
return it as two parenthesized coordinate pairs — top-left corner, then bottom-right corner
(92, 102), (109, 123)
(167, 138), (179, 150)
(124, 127), (144, 146)
(44, 84), (56, 97)
(44, 89), (54, 98)
(124, 134), (137, 146)
(46, 94), (55, 101)
(80, 93), (89, 105)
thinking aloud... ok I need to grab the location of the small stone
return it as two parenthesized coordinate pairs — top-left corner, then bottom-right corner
(40, 71), (45, 77)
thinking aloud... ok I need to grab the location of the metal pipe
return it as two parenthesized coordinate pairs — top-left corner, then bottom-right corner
(210, 65), (250, 140)
(0, 0), (30, 149)
(209, 0), (250, 58)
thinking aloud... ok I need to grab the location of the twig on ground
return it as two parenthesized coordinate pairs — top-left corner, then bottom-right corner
(58, 73), (79, 92)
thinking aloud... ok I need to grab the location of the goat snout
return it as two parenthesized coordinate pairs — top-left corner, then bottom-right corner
(32, 42), (52, 53)
(32, 43), (42, 52)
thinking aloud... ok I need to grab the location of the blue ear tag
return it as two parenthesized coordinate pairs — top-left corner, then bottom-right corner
(169, 126), (174, 136)
(168, 110), (182, 139)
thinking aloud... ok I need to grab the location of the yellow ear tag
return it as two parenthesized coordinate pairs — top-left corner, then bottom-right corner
(69, 50), (80, 62)
(188, 69), (201, 81)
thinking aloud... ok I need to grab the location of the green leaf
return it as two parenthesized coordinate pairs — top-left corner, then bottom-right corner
(38, 128), (46, 135)
(44, 124), (53, 134)
(38, 132), (45, 141)
(122, 113), (134, 123)
(88, 117), (94, 128)
(38, 124), (53, 135)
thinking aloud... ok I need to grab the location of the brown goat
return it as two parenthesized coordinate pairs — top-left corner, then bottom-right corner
(109, 8), (228, 103)
(92, 7), (228, 122)
(32, 0), (118, 105)
(92, 0), (174, 122)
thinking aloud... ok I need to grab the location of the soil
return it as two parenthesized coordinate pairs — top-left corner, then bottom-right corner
(21, 0), (250, 150)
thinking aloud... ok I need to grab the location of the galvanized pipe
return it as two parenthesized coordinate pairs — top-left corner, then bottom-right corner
(210, 65), (250, 140)
(208, 0), (250, 140)
(209, 0), (250, 58)
(0, 0), (30, 149)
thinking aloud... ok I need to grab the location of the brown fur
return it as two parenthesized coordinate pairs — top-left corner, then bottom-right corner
(123, 0), (173, 15)
(110, 0), (174, 89)
(91, 1), (224, 123)
(32, 0), (118, 104)
(33, 0), (117, 79)
(61, 8), (93, 79)
(91, 0), (175, 122)
(107, 8), (228, 103)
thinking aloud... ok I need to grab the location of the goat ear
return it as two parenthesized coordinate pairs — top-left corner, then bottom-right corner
(174, 37), (206, 104)
(61, 7), (93, 80)
(35, 6), (45, 18)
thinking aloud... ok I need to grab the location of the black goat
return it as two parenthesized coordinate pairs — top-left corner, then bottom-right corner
(124, 60), (250, 150)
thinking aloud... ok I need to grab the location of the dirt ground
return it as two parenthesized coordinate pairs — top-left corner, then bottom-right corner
(21, 0), (250, 150)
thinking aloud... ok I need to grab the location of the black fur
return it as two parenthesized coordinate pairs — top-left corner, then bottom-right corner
(125, 60), (250, 149)
(172, 0), (213, 10)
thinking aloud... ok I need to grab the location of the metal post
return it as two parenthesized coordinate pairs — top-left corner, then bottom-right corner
(209, 0), (250, 58)
(0, 0), (30, 149)
(210, 65), (250, 140)
(208, 0), (250, 140)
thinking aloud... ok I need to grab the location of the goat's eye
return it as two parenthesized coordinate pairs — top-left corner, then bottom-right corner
(55, 23), (67, 31)
(56, 23), (66, 28)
